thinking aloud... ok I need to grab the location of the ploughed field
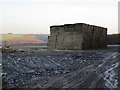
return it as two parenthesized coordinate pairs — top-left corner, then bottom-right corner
(2, 47), (120, 89)
(1, 34), (48, 49)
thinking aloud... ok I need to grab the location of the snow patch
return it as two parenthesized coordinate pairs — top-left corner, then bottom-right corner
(104, 62), (119, 88)
(98, 52), (118, 67)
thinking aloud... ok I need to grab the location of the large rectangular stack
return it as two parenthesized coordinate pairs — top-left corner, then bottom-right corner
(48, 23), (107, 50)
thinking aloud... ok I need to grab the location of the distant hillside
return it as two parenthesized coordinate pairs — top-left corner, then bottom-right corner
(7, 35), (47, 45)
(107, 34), (120, 45)
(35, 34), (49, 42)
(0, 34), (26, 41)
(1, 34), (49, 48)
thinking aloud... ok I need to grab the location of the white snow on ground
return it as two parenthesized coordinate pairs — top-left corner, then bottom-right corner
(104, 62), (119, 88)
(98, 52), (118, 67)
(2, 50), (119, 88)
(97, 52), (120, 88)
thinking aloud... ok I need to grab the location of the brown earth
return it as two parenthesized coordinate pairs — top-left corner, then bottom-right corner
(7, 35), (47, 45)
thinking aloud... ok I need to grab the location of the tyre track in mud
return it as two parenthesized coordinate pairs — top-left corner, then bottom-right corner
(32, 52), (119, 88)
(2, 48), (119, 88)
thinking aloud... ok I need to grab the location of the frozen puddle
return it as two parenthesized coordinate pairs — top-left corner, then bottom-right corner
(104, 62), (119, 88)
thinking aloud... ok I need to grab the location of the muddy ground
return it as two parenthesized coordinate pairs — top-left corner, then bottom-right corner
(1, 45), (120, 89)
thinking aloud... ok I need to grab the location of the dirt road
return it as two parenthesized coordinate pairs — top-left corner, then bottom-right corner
(2, 46), (120, 89)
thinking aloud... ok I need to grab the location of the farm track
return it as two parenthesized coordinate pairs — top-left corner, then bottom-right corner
(2, 46), (120, 89)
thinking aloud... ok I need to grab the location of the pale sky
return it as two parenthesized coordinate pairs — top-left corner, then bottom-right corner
(0, 0), (119, 34)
